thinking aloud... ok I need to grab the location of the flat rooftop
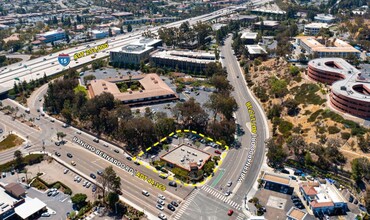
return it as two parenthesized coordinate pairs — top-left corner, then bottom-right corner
(296, 37), (360, 53)
(261, 173), (290, 185)
(246, 45), (267, 55)
(254, 20), (280, 26)
(151, 50), (216, 64)
(160, 144), (211, 171)
(241, 32), (258, 40)
(309, 58), (370, 102)
(287, 207), (307, 220)
(0, 185), (18, 216)
(14, 197), (46, 219)
(89, 73), (177, 102)
(304, 22), (329, 29)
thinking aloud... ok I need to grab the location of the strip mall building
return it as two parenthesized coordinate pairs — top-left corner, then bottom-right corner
(307, 58), (370, 118)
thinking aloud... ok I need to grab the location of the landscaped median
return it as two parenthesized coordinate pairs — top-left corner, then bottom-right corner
(134, 129), (230, 188)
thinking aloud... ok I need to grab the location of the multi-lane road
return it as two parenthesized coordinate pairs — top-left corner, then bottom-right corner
(0, 2), (270, 219)
(170, 36), (269, 220)
(0, 7), (240, 94)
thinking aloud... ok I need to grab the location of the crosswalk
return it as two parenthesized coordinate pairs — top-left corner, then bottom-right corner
(201, 185), (241, 210)
(171, 189), (200, 220)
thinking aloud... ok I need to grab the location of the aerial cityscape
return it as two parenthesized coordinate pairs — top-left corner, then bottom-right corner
(0, 0), (369, 220)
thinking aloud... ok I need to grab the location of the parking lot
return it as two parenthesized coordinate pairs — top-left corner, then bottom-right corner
(34, 160), (97, 200)
(253, 188), (311, 220)
(141, 133), (225, 164)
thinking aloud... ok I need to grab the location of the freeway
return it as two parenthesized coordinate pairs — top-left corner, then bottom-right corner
(0, 8), (236, 94)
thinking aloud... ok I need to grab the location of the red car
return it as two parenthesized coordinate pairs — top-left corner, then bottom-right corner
(228, 209), (233, 216)
(215, 150), (222, 155)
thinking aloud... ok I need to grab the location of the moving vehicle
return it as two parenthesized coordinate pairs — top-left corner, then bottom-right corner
(227, 181), (232, 187)
(156, 204), (164, 211)
(55, 152), (61, 157)
(158, 213), (167, 220)
(142, 190), (150, 196)
(167, 204), (175, 211)
(93, 138), (99, 143)
(114, 149), (119, 153)
(157, 199), (165, 206)
(171, 201), (179, 207)
(227, 210), (234, 216)
(215, 150), (222, 154)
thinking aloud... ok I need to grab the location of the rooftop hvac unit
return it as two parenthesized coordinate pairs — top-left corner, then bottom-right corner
(340, 86), (346, 91)
(318, 63), (321, 66)
(154, 80), (158, 84)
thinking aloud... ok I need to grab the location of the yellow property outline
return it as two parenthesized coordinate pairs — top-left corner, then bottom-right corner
(133, 129), (230, 187)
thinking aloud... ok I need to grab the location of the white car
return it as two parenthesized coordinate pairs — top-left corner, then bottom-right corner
(156, 204), (164, 211)
(157, 199), (165, 206)
(63, 169), (69, 174)
(227, 181), (232, 187)
(74, 176), (79, 181)
(224, 191), (231, 196)
(158, 213), (167, 220)
(158, 194), (165, 200)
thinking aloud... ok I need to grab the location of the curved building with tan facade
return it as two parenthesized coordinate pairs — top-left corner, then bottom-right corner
(307, 58), (370, 118)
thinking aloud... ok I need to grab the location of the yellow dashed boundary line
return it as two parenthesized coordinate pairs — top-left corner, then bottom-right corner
(135, 129), (230, 187)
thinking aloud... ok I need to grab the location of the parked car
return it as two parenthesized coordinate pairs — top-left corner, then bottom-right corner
(41, 212), (51, 217)
(281, 169), (290, 174)
(71, 161), (76, 166)
(214, 150), (222, 154)
(97, 170), (103, 176)
(67, 153), (73, 158)
(168, 181), (177, 187)
(63, 169), (69, 174)
(90, 173), (96, 179)
(171, 201), (179, 207)
(113, 149), (119, 153)
(55, 152), (61, 157)
(93, 138), (99, 143)
(158, 194), (165, 200)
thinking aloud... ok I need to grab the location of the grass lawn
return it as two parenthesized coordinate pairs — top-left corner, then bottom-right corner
(0, 134), (24, 151)
(74, 85), (88, 95)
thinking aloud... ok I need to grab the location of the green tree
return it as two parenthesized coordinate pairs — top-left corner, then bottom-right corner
(56, 132), (66, 141)
(14, 150), (23, 169)
(97, 166), (121, 206)
(107, 192), (119, 210)
(127, 24), (132, 32)
(266, 138), (287, 168)
(71, 193), (87, 210)
(351, 157), (370, 182)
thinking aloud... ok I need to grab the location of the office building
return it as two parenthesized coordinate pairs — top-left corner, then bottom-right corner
(110, 38), (162, 66)
(88, 73), (178, 106)
(91, 30), (108, 39)
(36, 28), (66, 43)
(304, 23), (329, 36)
(241, 32), (258, 44)
(307, 58), (370, 118)
(296, 37), (360, 58)
(150, 50), (216, 73)
(253, 20), (280, 30)
(160, 144), (211, 172)
(246, 45), (267, 58)
(314, 14), (336, 23)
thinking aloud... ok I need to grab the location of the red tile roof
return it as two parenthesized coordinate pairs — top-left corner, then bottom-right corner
(310, 201), (334, 208)
(302, 186), (317, 196)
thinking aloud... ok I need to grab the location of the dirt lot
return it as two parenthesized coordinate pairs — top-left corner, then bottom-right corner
(248, 57), (369, 171)
(27, 160), (96, 200)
